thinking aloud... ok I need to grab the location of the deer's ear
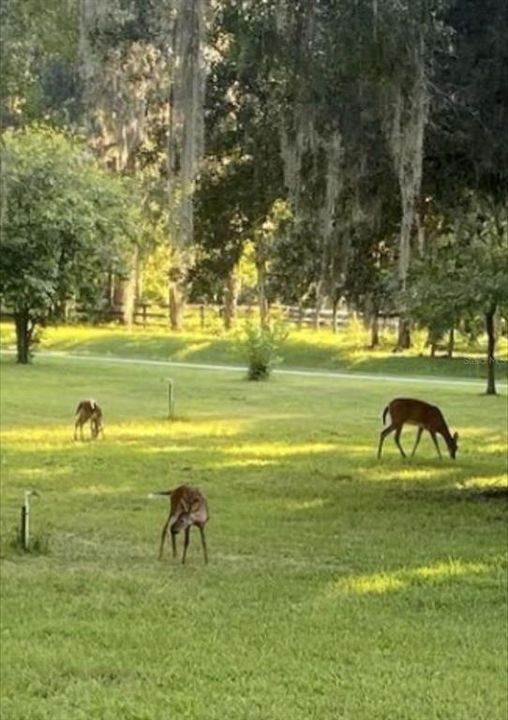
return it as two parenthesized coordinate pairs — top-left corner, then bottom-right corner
(453, 432), (459, 442)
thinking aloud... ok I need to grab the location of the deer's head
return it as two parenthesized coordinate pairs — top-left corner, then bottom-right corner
(449, 431), (459, 459)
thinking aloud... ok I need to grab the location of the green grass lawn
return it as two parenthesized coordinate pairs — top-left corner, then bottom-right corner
(1, 320), (507, 381)
(1, 352), (507, 720)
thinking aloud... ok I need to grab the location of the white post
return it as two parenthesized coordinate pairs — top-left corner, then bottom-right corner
(21, 490), (39, 551)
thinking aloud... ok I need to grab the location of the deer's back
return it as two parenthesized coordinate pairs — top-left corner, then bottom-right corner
(389, 398), (444, 429)
(170, 485), (208, 526)
(76, 399), (102, 422)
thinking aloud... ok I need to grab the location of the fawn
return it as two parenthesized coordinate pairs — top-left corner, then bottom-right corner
(152, 485), (209, 564)
(74, 399), (104, 441)
(378, 398), (458, 460)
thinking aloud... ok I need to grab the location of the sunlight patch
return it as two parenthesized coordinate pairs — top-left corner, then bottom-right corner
(282, 498), (325, 511)
(459, 474), (508, 489)
(227, 441), (336, 459)
(16, 466), (70, 480)
(73, 484), (134, 496)
(205, 458), (277, 469)
(325, 558), (491, 600)
(172, 341), (213, 360)
(340, 572), (407, 596)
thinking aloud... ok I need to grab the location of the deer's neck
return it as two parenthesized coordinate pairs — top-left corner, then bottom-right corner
(439, 423), (454, 451)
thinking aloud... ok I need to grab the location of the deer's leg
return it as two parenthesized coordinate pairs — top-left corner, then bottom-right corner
(410, 427), (424, 458)
(199, 525), (208, 565)
(393, 426), (406, 458)
(74, 421), (79, 441)
(377, 424), (395, 459)
(171, 530), (177, 559)
(430, 432), (442, 459)
(159, 517), (170, 560)
(182, 527), (191, 565)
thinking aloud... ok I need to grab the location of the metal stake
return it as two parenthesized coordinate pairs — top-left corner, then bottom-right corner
(168, 379), (175, 419)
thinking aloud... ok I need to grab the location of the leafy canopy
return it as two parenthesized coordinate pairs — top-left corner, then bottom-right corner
(0, 125), (137, 319)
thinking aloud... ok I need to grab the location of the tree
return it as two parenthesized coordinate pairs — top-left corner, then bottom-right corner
(458, 197), (508, 395)
(0, 126), (136, 362)
(408, 195), (508, 394)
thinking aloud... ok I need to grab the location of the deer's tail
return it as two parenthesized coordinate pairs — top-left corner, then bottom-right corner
(382, 405), (390, 425)
(148, 490), (173, 499)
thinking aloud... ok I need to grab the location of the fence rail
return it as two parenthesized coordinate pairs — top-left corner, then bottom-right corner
(0, 302), (399, 330)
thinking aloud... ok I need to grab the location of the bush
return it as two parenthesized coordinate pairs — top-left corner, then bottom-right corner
(242, 320), (289, 380)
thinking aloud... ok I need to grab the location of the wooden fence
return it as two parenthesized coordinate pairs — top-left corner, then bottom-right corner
(0, 302), (399, 330)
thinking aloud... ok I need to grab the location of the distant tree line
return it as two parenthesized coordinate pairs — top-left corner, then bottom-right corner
(1, 1), (506, 390)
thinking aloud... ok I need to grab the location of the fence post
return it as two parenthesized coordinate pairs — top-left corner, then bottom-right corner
(168, 379), (175, 419)
(20, 505), (28, 550)
(20, 490), (39, 551)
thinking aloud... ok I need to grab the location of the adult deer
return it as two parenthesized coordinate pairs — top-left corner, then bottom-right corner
(378, 398), (458, 460)
(153, 485), (209, 564)
(74, 399), (104, 441)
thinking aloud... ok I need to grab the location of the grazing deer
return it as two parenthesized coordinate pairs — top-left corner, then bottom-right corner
(74, 399), (104, 441)
(152, 485), (209, 565)
(378, 398), (458, 460)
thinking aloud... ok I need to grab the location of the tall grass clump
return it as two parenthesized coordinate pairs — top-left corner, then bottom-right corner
(242, 320), (289, 380)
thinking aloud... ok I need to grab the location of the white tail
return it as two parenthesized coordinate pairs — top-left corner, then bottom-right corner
(378, 398), (458, 460)
(74, 399), (104, 441)
(156, 485), (209, 564)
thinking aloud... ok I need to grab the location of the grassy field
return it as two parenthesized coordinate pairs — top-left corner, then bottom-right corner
(1, 320), (507, 381)
(0, 347), (507, 719)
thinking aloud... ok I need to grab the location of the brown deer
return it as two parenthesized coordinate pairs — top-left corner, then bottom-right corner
(153, 485), (209, 564)
(74, 399), (104, 441)
(378, 398), (458, 460)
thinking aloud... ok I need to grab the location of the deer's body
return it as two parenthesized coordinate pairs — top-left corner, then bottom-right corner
(155, 485), (209, 564)
(74, 399), (104, 441)
(378, 398), (458, 460)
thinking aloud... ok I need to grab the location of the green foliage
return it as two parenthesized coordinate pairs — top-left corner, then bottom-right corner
(0, 0), (79, 125)
(242, 319), (289, 380)
(409, 196), (508, 335)
(0, 125), (138, 360)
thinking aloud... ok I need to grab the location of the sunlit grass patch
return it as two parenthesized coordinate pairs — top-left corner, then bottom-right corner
(327, 558), (494, 598)
(1, 353), (507, 720)
(227, 440), (337, 459)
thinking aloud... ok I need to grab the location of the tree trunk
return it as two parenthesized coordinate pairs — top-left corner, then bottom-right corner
(106, 271), (114, 308)
(168, 248), (192, 331)
(168, 270), (186, 331)
(123, 245), (139, 328)
(427, 329), (439, 358)
(256, 261), (268, 329)
(14, 312), (31, 364)
(370, 311), (380, 349)
(447, 327), (455, 359)
(314, 278), (327, 330)
(223, 270), (240, 331)
(297, 301), (305, 330)
(396, 317), (411, 350)
(331, 296), (340, 334)
(485, 306), (497, 395)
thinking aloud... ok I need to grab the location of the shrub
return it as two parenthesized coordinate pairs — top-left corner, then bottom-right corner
(242, 320), (289, 380)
